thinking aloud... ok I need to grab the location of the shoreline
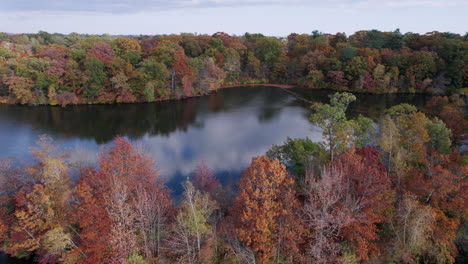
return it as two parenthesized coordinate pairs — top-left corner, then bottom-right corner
(219, 83), (296, 89)
(0, 84), (298, 107)
(0, 84), (441, 107)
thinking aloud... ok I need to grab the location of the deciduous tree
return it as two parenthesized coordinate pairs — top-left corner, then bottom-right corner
(168, 180), (216, 263)
(232, 156), (303, 263)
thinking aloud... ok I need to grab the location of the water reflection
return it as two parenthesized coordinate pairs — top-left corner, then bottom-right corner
(0, 87), (316, 193)
(0, 253), (31, 264)
(291, 88), (431, 120)
(0, 86), (429, 195)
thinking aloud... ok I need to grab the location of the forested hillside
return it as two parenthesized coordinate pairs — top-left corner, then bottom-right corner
(0, 30), (466, 106)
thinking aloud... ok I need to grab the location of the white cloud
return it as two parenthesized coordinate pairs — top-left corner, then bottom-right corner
(2, 0), (466, 13)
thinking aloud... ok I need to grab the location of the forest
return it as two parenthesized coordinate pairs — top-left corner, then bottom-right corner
(0, 91), (466, 263)
(0, 30), (467, 106)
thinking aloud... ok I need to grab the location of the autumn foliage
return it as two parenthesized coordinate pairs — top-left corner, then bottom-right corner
(231, 156), (303, 263)
(0, 91), (466, 263)
(0, 30), (466, 106)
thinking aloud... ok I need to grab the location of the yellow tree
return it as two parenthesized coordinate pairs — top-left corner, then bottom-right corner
(113, 37), (142, 57)
(167, 180), (217, 263)
(383, 104), (430, 168)
(378, 115), (405, 183)
(8, 135), (76, 262)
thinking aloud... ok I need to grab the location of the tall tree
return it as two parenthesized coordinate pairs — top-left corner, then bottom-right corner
(72, 168), (113, 263)
(309, 92), (356, 162)
(134, 185), (172, 260)
(168, 180), (216, 263)
(304, 146), (392, 262)
(303, 165), (351, 263)
(391, 194), (436, 263)
(73, 137), (170, 263)
(7, 136), (77, 262)
(426, 117), (452, 154)
(384, 104), (430, 167)
(337, 146), (392, 261)
(232, 156), (303, 263)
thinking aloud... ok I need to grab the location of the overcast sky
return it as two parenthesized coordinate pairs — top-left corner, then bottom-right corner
(0, 0), (466, 36)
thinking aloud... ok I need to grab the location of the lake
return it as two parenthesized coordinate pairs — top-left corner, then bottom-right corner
(0, 86), (430, 263)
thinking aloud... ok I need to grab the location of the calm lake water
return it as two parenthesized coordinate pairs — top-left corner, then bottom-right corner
(0, 86), (430, 263)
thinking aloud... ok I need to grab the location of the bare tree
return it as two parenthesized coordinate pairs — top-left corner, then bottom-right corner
(105, 177), (139, 264)
(134, 185), (172, 260)
(303, 166), (352, 263)
(391, 194), (435, 260)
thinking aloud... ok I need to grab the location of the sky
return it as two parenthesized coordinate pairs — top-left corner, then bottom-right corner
(0, 0), (467, 36)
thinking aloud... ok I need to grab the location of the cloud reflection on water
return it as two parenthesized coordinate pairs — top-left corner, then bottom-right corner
(0, 87), (319, 193)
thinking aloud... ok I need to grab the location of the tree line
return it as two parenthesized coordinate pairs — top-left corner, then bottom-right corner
(0, 92), (466, 263)
(0, 30), (466, 106)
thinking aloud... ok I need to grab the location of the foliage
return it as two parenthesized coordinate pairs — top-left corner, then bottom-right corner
(231, 156), (304, 263)
(309, 92), (375, 162)
(168, 180), (217, 263)
(0, 30), (466, 106)
(83, 56), (106, 99)
(303, 146), (392, 262)
(0, 70), (466, 263)
(426, 117), (452, 153)
(266, 137), (327, 177)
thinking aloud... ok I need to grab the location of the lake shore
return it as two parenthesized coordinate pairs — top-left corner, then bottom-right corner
(220, 83), (296, 89)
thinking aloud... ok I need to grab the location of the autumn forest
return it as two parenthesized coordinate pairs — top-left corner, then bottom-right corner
(0, 29), (467, 264)
(0, 30), (466, 106)
(0, 88), (466, 263)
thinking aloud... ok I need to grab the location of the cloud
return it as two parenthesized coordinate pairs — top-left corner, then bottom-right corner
(2, 0), (466, 13)
(141, 106), (320, 179)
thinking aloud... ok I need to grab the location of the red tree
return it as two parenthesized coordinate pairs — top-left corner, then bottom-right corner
(87, 41), (115, 63)
(337, 146), (392, 261)
(73, 137), (172, 263)
(72, 169), (113, 263)
(304, 146), (392, 262)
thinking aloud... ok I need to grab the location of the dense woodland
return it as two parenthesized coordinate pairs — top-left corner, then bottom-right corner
(0, 30), (467, 106)
(0, 91), (466, 263)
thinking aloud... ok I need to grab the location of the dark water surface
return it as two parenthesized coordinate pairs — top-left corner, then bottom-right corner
(0, 86), (430, 263)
